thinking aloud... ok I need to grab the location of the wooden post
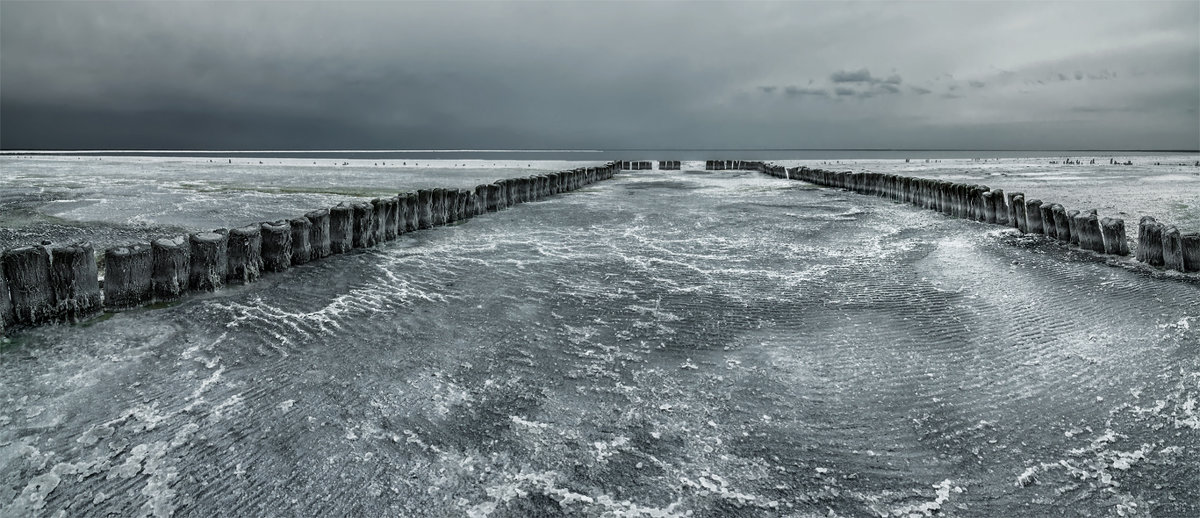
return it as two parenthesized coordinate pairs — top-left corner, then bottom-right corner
(290, 216), (313, 265)
(1025, 199), (1044, 234)
(188, 232), (227, 292)
(0, 264), (11, 336)
(48, 242), (103, 323)
(372, 198), (392, 242)
(395, 194), (408, 235)
(992, 188), (1008, 226)
(1100, 217), (1130, 256)
(981, 191), (996, 223)
(1181, 232), (1200, 272)
(261, 220), (292, 272)
(306, 209), (332, 259)
(329, 203), (354, 253)
(1083, 213), (1106, 253)
(1050, 204), (1070, 243)
(474, 185), (489, 215)
(1011, 194), (1027, 232)
(404, 193), (419, 232)
(2, 245), (55, 326)
(226, 225), (262, 284)
(1039, 203), (1057, 239)
(418, 189), (434, 228)
(152, 236), (190, 301)
(1137, 217), (1164, 266)
(352, 201), (376, 248)
(103, 243), (152, 311)
(1066, 209), (1081, 245)
(1162, 226), (1185, 271)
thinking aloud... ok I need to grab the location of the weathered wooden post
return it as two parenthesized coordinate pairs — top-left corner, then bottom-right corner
(188, 232), (227, 292)
(1083, 213), (1106, 253)
(2, 245), (55, 326)
(1011, 194), (1027, 232)
(418, 189), (434, 228)
(48, 242), (103, 322)
(991, 188), (1008, 226)
(371, 198), (391, 242)
(0, 264), (11, 336)
(474, 185), (489, 215)
(290, 216), (313, 265)
(981, 191), (996, 223)
(152, 236), (190, 301)
(352, 201), (376, 248)
(306, 209), (332, 259)
(226, 225), (262, 284)
(1051, 205), (1071, 243)
(1039, 203), (1057, 238)
(405, 193), (420, 232)
(1100, 217), (1129, 256)
(1025, 199), (1044, 234)
(1162, 226), (1185, 271)
(261, 220), (292, 272)
(395, 194), (409, 235)
(329, 203), (354, 253)
(1182, 233), (1200, 272)
(103, 243), (152, 311)
(1137, 217), (1164, 266)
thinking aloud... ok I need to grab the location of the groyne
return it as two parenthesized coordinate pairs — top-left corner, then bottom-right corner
(739, 161), (1199, 275)
(0, 163), (618, 337)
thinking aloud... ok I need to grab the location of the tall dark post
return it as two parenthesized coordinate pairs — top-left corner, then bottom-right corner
(352, 201), (376, 248)
(152, 236), (190, 301)
(306, 209), (332, 259)
(261, 221), (293, 272)
(329, 203), (354, 253)
(1099, 217), (1129, 256)
(103, 243), (152, 311)
(2, 245), (55, 326)
(1162, 226), (1185, 271)
(418, 190), (434, 228)
(226, 225), (262, 284)
(48, 242), (103, 323)
(290, 216), (313, 265)
(1137, 217), (1164, 266)
(405, 193), (420, 232)
(188, 232), (228, 292)
(1182, 233), (1200, 272)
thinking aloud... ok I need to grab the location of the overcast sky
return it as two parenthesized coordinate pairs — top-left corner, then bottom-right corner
(2, 1), (1197, 151)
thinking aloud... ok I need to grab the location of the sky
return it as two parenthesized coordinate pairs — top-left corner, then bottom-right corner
(1, 1), (1197, 151)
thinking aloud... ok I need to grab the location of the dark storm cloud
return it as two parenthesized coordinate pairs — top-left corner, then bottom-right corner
(1, 1), (1197, 150)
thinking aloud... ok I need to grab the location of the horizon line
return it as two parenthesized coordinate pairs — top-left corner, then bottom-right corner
(2, 148), (1197, 154)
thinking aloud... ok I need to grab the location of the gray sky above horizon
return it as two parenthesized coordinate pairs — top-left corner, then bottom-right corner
(2, 1), (1197, 151)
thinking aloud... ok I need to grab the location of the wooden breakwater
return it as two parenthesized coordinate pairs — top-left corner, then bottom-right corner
(738, 161), (1199, 274)
(0, 163), (618, 337)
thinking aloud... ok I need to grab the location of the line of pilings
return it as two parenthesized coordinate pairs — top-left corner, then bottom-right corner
(739, 161), (1199, 275)
(0, 163), (620, 338)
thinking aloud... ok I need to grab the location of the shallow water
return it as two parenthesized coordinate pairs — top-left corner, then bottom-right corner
(1, 163), (1198, 517)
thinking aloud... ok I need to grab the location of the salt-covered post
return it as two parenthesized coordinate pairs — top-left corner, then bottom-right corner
(352, 201), (376, 248)
(152, 236), (190, 301)
(2, 245), (55, 326)
(1039, 203), (1057, 239)
(290, 216), (313, 265)
(1099, 217), (1129, 256)
(1083, 213), (1106, 253)
(992, 188), (1008, 226)
(395, 194), (409, 235)
(0, 265), (11, 336)
(1137, 217), (1164, 266)
(1051, 205), (1071, 243)
(306, 209), (332, 259)
(1182, 233), (1200, 272)
(261, 221), (292, 272)
(1025, 199), (1044, 234)
(371, 198), (392, 242)
(47, 242), (103, 323)
(188, 232), (227, 292)
(103, 243), (152, 311)
(405, 193), (420, 231)
(981, 191), (996, 223)
(418, 190), (434, 228)
(329, 204), (354, 253)
(226, 225), (262, 284)
(1011, 194), (1028, 232)
(474, 185), (489, 215)
(1162, 226), (1185, 271)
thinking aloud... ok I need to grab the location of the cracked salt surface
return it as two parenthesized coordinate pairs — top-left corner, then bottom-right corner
(2, 159), (1198, 517)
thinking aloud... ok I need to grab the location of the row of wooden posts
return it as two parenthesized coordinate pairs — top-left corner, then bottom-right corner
(0, 163), (618, 337)
(744, 161), (1199, 273)
(618, 161), (655, 170)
